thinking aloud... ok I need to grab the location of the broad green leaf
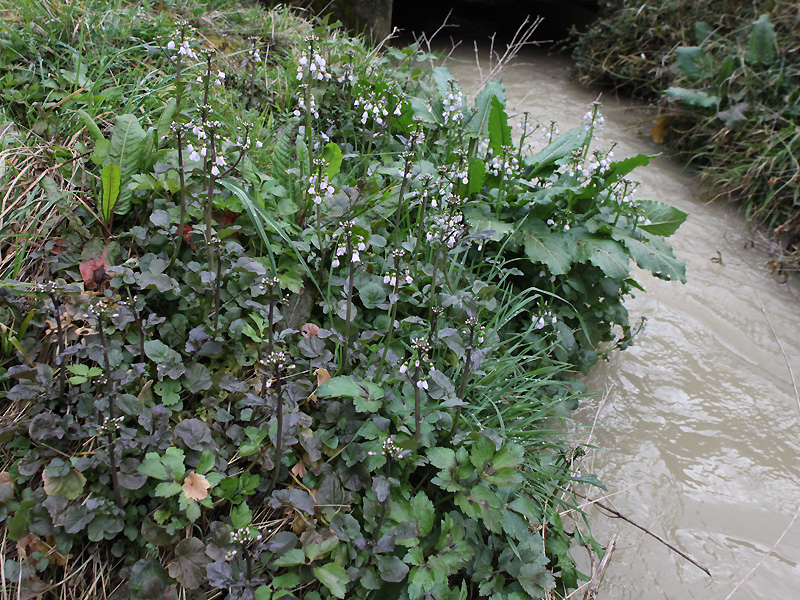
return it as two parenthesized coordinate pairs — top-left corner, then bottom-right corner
(746, 14), (777, 68)
(377, 555), (409, 583)
(42, 469), (86, 500)
(467, 157), (485, 196)
(100, 163), (121, 224)
(196, 450), (214, 475)
(573, 232), (630, 279)
(359, 281), (386, 309)
(665, 87), (719, 108)
(523, 126), (587, 179)
(466, 80), (506, 137)
(488, 95), (512, 156)
(518, 557), (556, 598)
(411, 491), (435, 537)
(143, 340), (173, 364)
(313, 563), (349, 599)
(674, 46), (710, 81)
(161, 447), (186, 480)
(518, 221), (572, 275)
(316, 376), (363, 399)
(490, 443), (524, 471)
(156, 98), (177, 142)
(427, 447), (456, 471)
(463, 205), (512, 241)
(271, 548), (306, 567)
(321, 142), (343, 178)
(602, 154), (651, 187)
(154, 481), (182, 497)
(106, 114), (147, 215)
(638, 200), (688, 237)
(469, 434), (495, 470)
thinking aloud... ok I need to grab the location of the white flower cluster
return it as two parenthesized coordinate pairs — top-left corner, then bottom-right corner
(331, 222), (367, 268)
(442, 81), (464, 125)
(488, 147), (520, 180)
(354, 91), (401, 126)
(296, 45), (331, 82)
(399, 337), (435, 390)
(293, 89), (319, 119)
(383, 270), (413, 287)
(582, 105), (605, 133)
(545, 218), (571, 232)
(426, 211), (465, 248)
(534, 310), (558, 330)
(166, 39), (196, 59)
(542, 123), (560, 145)
(307, 173), (334, 205)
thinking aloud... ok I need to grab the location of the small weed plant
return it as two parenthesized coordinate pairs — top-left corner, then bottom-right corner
(0, 1), (686, 598)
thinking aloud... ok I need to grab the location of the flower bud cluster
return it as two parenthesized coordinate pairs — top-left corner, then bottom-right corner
(582, 104), (605, 133)
(293, 88), (319, 119)
(367, 436), (412, 460)
(296, 40), (331, 82)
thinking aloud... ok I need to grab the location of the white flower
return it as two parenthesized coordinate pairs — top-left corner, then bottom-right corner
(416, 380), (428, 390)
(211, 165), (220, 176)
(167, 41), (176, 50)
(332, 258), (340, 268)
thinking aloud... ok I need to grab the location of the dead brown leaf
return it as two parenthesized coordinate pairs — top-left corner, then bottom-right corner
(182, 472), (210, 501)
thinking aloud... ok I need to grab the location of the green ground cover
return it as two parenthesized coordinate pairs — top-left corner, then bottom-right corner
(573, 0), (800, 270)
(0, 1), (685, 598)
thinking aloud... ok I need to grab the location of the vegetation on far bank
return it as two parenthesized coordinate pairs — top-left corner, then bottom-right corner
(0, 0), (685, 598)
(573, 0), (800, 270)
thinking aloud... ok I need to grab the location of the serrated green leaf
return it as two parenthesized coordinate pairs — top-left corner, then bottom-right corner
(613, 230), (687, 283)
(518, 558), (556, 598)
(138, 453), (168, 480)
(196, 450), (214, 475)
(573, 232), (630, 279)
(411, 492), (435, 537)
(231, 502), (252, 529)
(519, 221), (572, 275)
(155, 481), (182, 497)
(313, 563), (349, 599)
(271, 548), (306, 567)
(467, 157), (485, 195)
(316, 376), (363, 399)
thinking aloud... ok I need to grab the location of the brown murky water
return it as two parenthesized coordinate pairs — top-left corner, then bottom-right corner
(445, 47), (800, 599)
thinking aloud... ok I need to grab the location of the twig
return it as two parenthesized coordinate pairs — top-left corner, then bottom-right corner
(584, 534), (617, 600)
(575, 491), (711, 577)
(723, 501), (800, 600)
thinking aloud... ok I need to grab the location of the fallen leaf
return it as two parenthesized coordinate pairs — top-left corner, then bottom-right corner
(79, 246), (113, 292)
(651, 113), (670, 144)
(182, 472), (211, 501)
(291, 461), (307, 479)
(301, 323), (320, 338)
(0, 472), (10, 485)
(314, 368), (331, 386)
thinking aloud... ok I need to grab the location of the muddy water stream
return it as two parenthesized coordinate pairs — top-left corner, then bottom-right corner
(445, 48), (800, 598)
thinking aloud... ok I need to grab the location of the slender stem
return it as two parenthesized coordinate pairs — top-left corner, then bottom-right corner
(97, 316), (123, 509)
(169, 128), (188, 269)
(343, 236), (355, 372)
(49, 293), (65, 400)
(270, 363), (284, 491)
(414, 364), (421, 444)
(213, 243), (222, 331)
